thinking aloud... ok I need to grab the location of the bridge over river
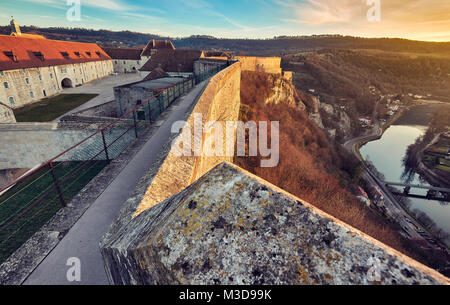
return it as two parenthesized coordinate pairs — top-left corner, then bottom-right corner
(384, 182), (450, 202)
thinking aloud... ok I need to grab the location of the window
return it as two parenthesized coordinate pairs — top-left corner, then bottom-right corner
(123, 61), (126, 64)
(85, 52), (91, 57)
(96, 51), (101, 57)
(0, 71), (3, 76)
(3, 82), (8, 89)
(8, 96), (14, 105)
(32, 51), (45, 61)
(3, 51), (18, 62)
(30, 91), (34, 98)
(25, 77), (30, 85)
(74, 52), (81, 57)
(39, 75), (42, 81)
(60, 52), (70, 59)
(50, 73), (53, 79)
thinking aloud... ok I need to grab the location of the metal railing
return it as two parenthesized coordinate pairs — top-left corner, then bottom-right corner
(0, 63), (228, 264)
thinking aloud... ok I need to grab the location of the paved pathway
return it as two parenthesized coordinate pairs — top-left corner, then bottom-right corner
(54, 73), (143, 120)
(24, 80), (209, 285)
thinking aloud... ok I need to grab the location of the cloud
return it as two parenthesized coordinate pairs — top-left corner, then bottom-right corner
(279, 0), (364, 25)
(20, 0), (134, 11)
(276, 0), (450, 41)
(82, 0), (131, 11)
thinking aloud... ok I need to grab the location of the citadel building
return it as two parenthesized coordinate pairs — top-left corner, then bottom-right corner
(0, 19), (114, 113)
(102, 39), (175, 74)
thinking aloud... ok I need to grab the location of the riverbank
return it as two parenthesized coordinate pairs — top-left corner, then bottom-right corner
(354, 106), (407, 160)
(359, 103), (449, 234)
(402, 104), (450, 189)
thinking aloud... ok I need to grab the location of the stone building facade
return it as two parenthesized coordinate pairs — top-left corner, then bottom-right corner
(101, 47), (145, 74)
(114, 77), (192, 117)
(140, 49), (202, 78)
(0, 19), (113, 112)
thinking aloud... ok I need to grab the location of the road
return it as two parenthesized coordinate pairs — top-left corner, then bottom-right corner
(23, 79), (210, 285)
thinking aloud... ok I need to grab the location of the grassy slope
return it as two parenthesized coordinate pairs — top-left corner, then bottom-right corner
(0, 160), (109, 265)
(13, 94), (98, 122)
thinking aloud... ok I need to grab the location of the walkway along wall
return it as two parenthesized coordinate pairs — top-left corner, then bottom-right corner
(133, 62), (242, 216)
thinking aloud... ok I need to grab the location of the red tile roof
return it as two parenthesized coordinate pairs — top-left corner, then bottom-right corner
(0, 35), (111, 71)
(141, 39), (175, 57)
(140, 49), (202, 73)
(101, 47), (143, 60)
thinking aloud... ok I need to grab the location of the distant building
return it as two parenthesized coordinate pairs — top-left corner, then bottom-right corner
(369, 186), (384, 201)
(359, 116), (372, 126)
(140, 49), (203, 78)
(0, 18), (113, 113)
(200, 50), (234, 60)
(103, 40), (177, 75)
(140, 40), (175, 59)
(9, 18), (45, 40)
(101, 47), (144, 73)
(114, 76), (191, 117)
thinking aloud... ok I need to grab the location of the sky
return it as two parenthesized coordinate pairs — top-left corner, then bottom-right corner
(0, 0), (449, 41)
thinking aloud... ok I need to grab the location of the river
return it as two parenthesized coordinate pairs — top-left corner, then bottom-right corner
(360, 104), (450, 245)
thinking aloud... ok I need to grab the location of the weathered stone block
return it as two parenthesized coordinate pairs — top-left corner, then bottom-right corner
(101, 162), (449, 285)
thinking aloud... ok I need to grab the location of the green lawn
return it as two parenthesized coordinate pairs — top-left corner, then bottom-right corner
(13, 94), (98, 122)
(0, 160), (109, 265)
(436, 165), (450, 172)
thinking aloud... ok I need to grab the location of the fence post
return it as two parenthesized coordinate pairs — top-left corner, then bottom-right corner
(147, 99), (152, 123)
(158, 95), (163, 113)
(101, 129), (110, 161)
(133, 110), (138, 138)
(49, 161), (66, 207)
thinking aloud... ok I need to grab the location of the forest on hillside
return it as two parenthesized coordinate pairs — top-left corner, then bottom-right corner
(2, 25), (450, 56)
(281, 49), (450, 138)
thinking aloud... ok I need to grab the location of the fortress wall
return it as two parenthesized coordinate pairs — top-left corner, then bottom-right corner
(133, 62), (241, 216)
(0, 122), (108, 170)
(0, 103), (15, 123)
(236, 56), (282, 74)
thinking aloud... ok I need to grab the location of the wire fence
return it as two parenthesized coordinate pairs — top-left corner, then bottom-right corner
(0, 63), (228, 265)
